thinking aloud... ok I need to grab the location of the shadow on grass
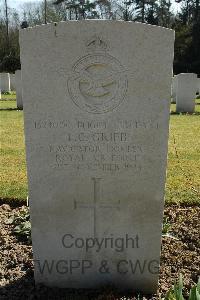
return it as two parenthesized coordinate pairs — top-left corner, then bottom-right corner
(170, 111), (200, 115)
(0, 108), (21, 111)
(1, 99), (16, 101)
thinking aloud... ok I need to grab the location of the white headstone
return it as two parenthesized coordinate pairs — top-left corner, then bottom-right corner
(20, 21), (174, 293)
(0, 73), (10, 92)
(15, 70), (23, 109)
(197, 78), (200, 94)
(10, 73), (16, 91)
(176, 73), (197, 113)
(171, 75), (177, 103)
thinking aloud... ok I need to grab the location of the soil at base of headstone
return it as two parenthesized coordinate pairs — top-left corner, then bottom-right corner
(0, 203), (199, 300)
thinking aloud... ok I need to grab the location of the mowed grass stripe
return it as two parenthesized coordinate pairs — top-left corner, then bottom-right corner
(0, 100), (199, 204)
(0, 108), (27, 200)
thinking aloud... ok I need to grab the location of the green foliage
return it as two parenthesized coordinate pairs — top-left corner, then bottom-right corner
(0, 102), (200, 203)
(0, 54), (20, 73)
(162, 216), (171, 234)
(0, 0), (200, 73)
(164, 275), (200, 300)
(173, 0), (200, 74)
(189, 280), (200, 300)
(54, 0), (110, 20)
(165, 274), (184, 300)
(6, 207), (31, 243)
(2, 91), (11, 95)
(0, 13), (20, 73)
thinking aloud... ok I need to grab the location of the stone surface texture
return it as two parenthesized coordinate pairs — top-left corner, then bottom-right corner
(15, 70), (23, 109)
(0, 73), (10, 92)
(171, 75), (177, 103)
(10, 73), (16, 91)
(20, 20), (174, 293)
(176, 73), (197, 113)
(197, 78), (200, 94)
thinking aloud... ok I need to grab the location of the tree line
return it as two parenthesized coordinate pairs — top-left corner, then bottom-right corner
(0, 0), (199, 75)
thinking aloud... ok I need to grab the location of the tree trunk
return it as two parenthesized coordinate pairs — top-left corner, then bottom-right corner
(5, 0), (9, 50)
(142, 0), (145, 22)
(44, 0), (47, 24)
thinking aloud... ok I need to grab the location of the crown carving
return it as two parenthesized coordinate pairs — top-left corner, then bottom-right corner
(86, 36), (108, 51)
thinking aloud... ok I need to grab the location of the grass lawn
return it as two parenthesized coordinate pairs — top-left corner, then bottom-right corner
(0, 101), (27, 200)
(0, 99), (17, 109)
(0, 100), (200, 204)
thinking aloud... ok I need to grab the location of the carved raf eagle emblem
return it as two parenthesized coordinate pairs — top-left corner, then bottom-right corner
(68, 36), (128, 114)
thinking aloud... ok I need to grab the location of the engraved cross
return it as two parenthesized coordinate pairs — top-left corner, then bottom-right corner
(74, 178), (120, 237)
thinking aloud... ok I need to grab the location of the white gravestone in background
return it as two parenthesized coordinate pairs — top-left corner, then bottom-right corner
(0, 73), (10, 92)
(171, 75), (177, 103)
(197, 78), (200, 94)
(15, 70), (23, 109)
(10, 73), (16, 91)
(20, 21), (174, 293)
(176, 73), (197, 113)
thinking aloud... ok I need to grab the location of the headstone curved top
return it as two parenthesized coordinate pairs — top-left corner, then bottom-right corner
(20, 20), (174, 293)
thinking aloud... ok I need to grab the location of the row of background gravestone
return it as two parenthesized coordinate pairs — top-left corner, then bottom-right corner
(171, 73), (200, 113)
(1, 70), (199, 113)
(0, 71), (23, 109)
